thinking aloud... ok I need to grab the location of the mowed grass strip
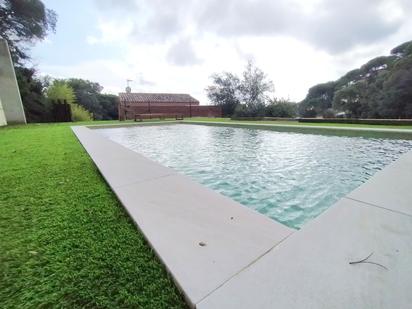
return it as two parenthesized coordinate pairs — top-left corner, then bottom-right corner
(0, 123), (187, 309)
(184, 117), (412, 130)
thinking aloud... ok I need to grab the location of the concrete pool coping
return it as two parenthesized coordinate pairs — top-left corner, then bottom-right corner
(183, 120), (412, 139)
(86, 119), (412, 140)
(72, 122), (412, 308)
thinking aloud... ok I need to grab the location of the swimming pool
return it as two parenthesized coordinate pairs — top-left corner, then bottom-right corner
(97, 124), (412, 229)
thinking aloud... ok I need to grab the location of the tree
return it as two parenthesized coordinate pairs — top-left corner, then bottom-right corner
(300, 40), (412, 119)
(46, 80), (92, 121)
(332, 82), (366, 118)
(15, 66), (51, 122)
(206, 72), (240, 116)
(0, 0), (57, 122)
(391, 41), (412, 57)
(66, 78), (107, 119)
(298, 81), (336, 117)
(380, 56), (412, 118)
(206, 61), (274, 117)
(47, 80), (76, 104)
(238, 60), (274, 117)
(97, 93), (119, 120)
(46, 78), (118, 120)
(0, 0), (57, 63)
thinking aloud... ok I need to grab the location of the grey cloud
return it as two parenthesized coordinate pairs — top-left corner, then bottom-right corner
(130, 0), (187, 43)
(303, 0), (403, 52)
(95, 0), (411, 54)
(166, 38), (202, 66)
(196, 0), (292, 36)
(131, 11), (182, 42)
(196, 0), (406, 53)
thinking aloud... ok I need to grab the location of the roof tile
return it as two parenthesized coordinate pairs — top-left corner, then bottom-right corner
(119, 92), (199, 103)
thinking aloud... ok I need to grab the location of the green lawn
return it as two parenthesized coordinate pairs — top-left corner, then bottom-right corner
(0, 122), (187, 308)
(184, 117), (412, 130)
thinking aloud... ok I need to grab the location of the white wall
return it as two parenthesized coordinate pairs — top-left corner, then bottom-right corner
(0, 39), (26, 124)
(0, 98), (7, 126)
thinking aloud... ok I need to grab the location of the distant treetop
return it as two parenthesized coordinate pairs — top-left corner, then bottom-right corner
(0, 0), (57, 64)
(299, 40), (412, 119)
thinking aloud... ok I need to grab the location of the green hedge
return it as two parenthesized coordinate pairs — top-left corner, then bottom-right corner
(298, 118), (412, 126)
(231, 116), (297, 121)
(231, 116), (265, 121)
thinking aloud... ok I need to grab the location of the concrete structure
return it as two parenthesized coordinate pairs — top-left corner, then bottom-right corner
(72, 122), (412, 309)
(0, 98), (7, 126)
(118, 92), (221, 120)
(0, 39), (26, 124)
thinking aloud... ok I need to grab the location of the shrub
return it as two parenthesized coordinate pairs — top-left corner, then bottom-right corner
(265, 99), (297, 117)
(233, 103), (266, 117)
(71, 103), (93, 121)
(323, 108), (336, 118)
(301, 108), (317, 118)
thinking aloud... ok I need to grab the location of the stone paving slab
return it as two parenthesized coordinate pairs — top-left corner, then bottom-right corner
(116, 174), (292, 306)
(197, 197), (412, 309)
(347, 151), (412, 216)
(72, 126), (177, 188)
(72, 125), (293, 307)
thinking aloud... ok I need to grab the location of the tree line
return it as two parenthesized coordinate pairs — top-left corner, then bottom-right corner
(206, 61), (297, 118)
(0, 0), (118, 122)
(299, 40), (412, 119)
(207, 41), (412, 120)
(17, 72), (118, 122)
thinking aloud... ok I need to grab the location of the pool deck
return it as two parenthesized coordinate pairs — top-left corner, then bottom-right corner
(72, 123), (412, 309)
(184, 120), (412, 138)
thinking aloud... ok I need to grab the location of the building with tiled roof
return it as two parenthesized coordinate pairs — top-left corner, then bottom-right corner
(119, 92), (199, 105)
(118, 89), (221, 120)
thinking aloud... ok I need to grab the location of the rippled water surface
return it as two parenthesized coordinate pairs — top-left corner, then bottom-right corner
(98, 124), (412, 229)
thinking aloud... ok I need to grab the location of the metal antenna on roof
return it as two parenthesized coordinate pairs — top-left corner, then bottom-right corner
(126, 79), (133, 93)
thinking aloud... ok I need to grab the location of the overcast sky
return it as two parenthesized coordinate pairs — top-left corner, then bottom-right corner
(32, 0), (412, 103)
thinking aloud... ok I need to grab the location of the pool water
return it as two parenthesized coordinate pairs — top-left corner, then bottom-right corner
(98, 124), (412, 229)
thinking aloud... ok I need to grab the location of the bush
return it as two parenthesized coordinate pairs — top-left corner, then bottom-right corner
(71, 103), (93, 121)
(301, 108), (317, 118)
(323, 108), (336, 118)
(265, 99), (297, 117)
(233, 103), (266, 117)
(231, 116), (265, 121)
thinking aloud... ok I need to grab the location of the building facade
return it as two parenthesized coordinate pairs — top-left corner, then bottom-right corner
(118, 92), (221, 120)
